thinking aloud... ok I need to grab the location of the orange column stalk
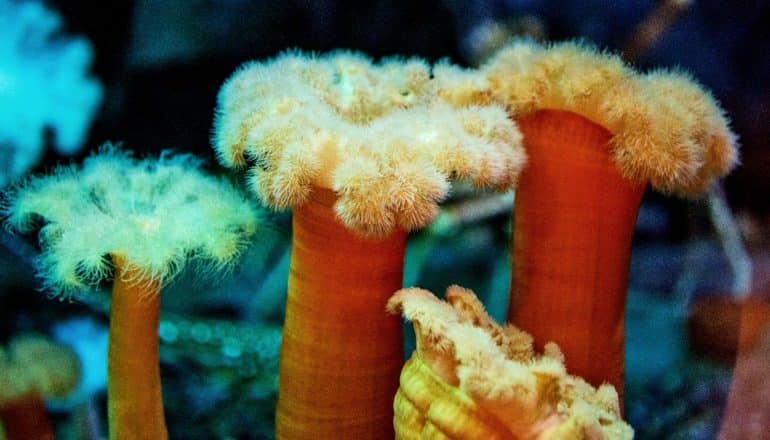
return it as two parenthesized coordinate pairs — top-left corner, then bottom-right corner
(107, 258), (168, 440)
(509, 110), (645, 395)
(0, 394), (54, 440)
(276, 188), (406, 438)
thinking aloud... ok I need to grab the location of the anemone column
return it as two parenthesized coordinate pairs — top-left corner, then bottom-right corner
(107, 259), (167, 440)
(275, 188), (406, 437)
(509, 110), (644, 393)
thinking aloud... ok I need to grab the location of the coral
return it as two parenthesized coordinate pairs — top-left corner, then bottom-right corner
(0, 0), (102, 187)
(158, 313), (281, 390)
(213, 50), (525, 236)
(3, 144), (259, 295)
(73, 289), (282, 391)
(460, 17), (547, 67)
(480, 39), (737, 195)
(73, 288), (282, 437)
(621, 0), (693, 62)
(388, 286), (633, 439)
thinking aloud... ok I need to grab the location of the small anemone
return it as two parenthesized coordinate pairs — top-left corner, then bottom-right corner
(0, 334), (81, 405)
(2, 144), (260, 296)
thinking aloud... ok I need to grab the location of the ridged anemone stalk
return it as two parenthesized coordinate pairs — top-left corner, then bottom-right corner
(279, 187), (407, 435)
(0, 336), (80, 440)
(2, 147), (259, 439)
(481, 40), (739, 399)
(510, 109), (644, 395)
(213, 51), (525, 437)
(107, 256), (166, 439)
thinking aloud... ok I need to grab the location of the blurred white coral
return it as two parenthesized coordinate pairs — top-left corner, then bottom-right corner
(0, 0), (102, 187)
(0, 334), (81, 405)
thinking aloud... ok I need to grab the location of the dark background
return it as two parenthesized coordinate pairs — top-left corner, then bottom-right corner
(45, 0), (770, 216)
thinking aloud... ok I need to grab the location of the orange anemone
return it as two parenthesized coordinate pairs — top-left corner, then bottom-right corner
(213, 50), (525, 437)
(480, 40), (738, 398)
